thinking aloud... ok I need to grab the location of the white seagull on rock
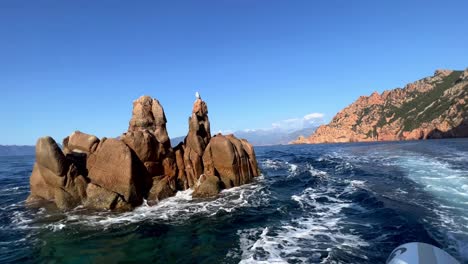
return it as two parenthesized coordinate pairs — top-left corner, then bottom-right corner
(195, 91), (201, 99)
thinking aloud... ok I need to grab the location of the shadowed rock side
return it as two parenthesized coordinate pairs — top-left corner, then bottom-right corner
(292, 68), (468, 144)
(195, 134), (260, 197)
(27, 96), (259, 210)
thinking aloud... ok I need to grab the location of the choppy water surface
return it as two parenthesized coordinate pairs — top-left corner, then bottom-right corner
(1, 139), (467, 263)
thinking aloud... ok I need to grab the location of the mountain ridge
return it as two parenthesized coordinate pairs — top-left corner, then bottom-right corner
(172, 126), (319, 147)
(292, 68), (468, 144)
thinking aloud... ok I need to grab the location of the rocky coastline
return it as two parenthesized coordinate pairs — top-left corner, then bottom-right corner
(292, 68), (468, 144)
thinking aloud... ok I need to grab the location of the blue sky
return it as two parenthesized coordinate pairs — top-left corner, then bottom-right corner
(1, 0), (467, 145)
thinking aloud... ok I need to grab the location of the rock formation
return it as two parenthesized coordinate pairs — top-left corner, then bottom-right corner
(181, 98), (211, 189)
(292, 68), (468, 144)
(27, 95), (260, 210)
(201, 135), (259, 189)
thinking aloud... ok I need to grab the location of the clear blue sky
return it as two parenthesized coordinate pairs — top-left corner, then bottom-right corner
(1, 0), (467, 145)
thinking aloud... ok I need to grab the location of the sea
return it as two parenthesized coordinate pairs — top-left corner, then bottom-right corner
(1, 139), (467, 263)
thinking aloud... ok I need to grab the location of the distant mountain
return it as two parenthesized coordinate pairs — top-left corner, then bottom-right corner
(0, 145), (35, 156)
(170, 126), (319, 147)
(286, 127), (319, 143)
(292, 68), (468, 144)
(231, 126), (319, 146)
(171, 136), (185, 147)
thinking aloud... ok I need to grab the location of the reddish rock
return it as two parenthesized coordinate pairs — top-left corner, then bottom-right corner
(152, 99), (167, 126)
(240, 139), (260, 177)
(434, 69), (453, 77)
(34, 137), (68, 189)
(152, 99), (170, 144)
(62, 136), (71, 155)
(124, 96), (174, 182)
(292, 69), (468, 144)
(27, 163), (54, 201)
(35, 137), (68, 176)
(27, 94), (260, 210)
(186, 130), (206, 157)
(54, 187), (80, 210)
(68, 131), (100, 153)
(84, 183), (120, 210)
(63, 164), (88, 202)
(45, 169), (89, 210)
(148, 176), (176, 202)
(183, 148), (199, 188)
(128, 96), (155, 131)
(193, 174), (222, 198)
(114, 196), (133, 211)
(203, 135), (238, 188)
(226, 135), (251, 185)
(192, 99), (208, 116)
(179, 98), (213, 189)
(37, 164), (66, 188)
(128, 96), (170, 144)
(28, 137), (88, 209)
(121, 130), (157, 162)
(162, 156), (177, 178)
(144, 161), (163, 176)
(174, 144), (188, 190)
(87, 138), (142, 204)
(202, 134), (259, 190)
(292, 135), (309, 144)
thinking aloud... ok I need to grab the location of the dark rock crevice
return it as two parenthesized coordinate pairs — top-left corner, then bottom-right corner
(426, 118), (468, 139)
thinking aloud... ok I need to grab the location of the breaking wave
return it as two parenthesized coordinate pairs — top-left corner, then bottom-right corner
(1, 139), (468, 263)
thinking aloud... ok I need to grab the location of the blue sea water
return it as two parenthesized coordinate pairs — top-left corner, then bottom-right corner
(0, 139), (467, 263)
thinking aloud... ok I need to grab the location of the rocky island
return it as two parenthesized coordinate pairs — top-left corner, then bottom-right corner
(292, 68), (468, 144)
(26, 95), (260, 210)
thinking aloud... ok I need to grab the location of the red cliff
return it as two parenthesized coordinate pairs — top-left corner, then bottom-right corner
(292, 68), (468, 144)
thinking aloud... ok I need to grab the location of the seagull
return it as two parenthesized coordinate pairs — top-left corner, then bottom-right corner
(195, 91), (201, 99)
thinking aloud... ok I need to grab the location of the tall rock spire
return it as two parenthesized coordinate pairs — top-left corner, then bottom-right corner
(180, 98), (211, 188)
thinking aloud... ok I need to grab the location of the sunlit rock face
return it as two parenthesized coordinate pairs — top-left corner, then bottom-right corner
(291, 68), (468, 144)
(27, 95), (260, 211)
